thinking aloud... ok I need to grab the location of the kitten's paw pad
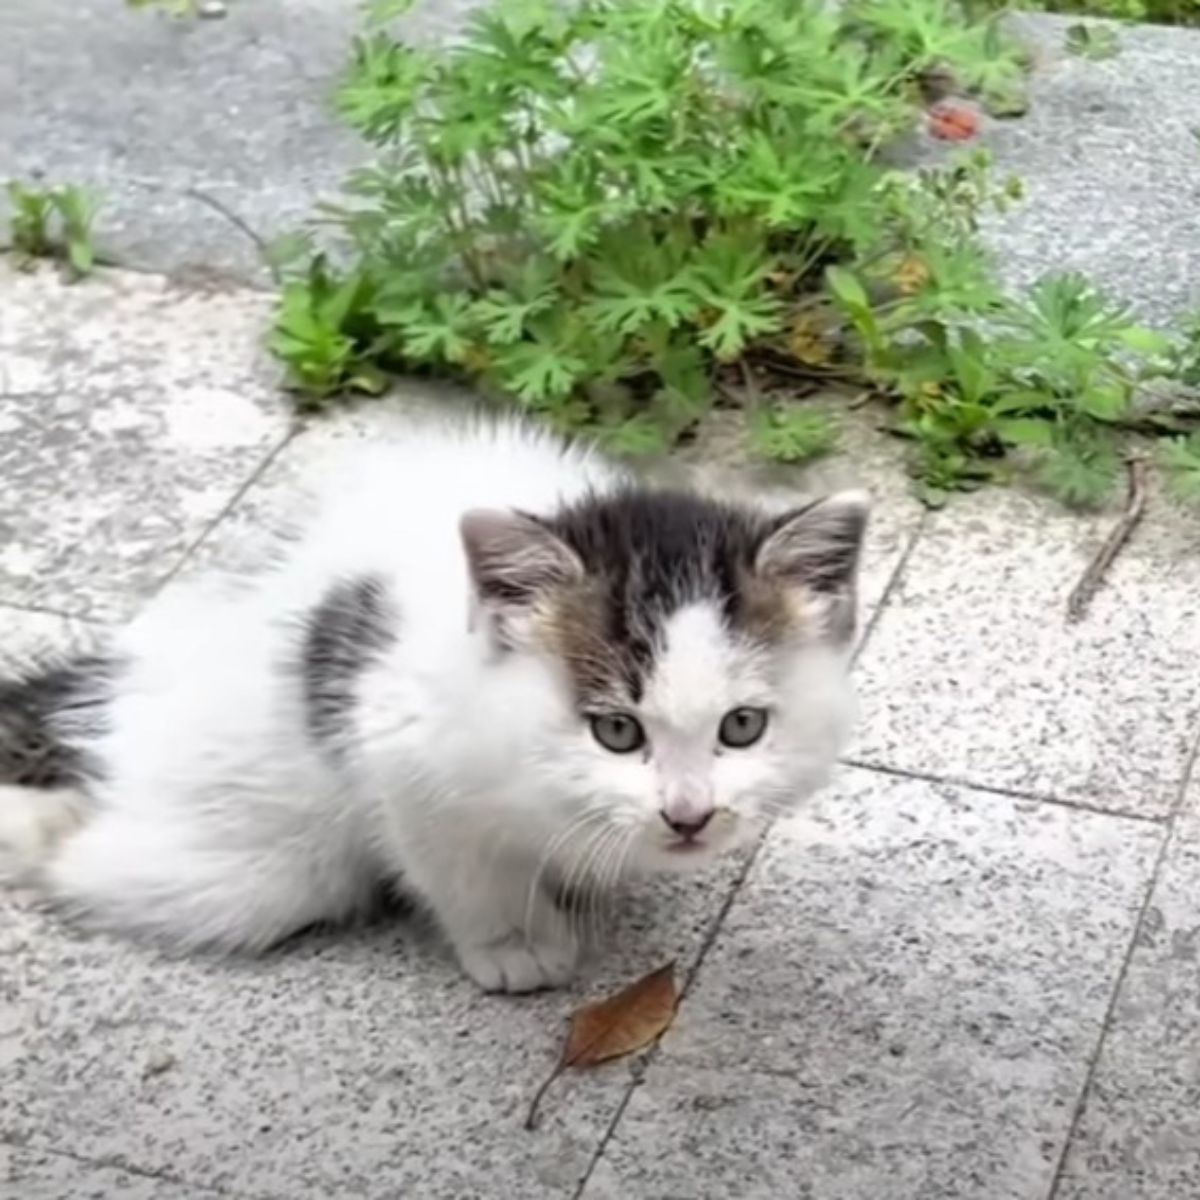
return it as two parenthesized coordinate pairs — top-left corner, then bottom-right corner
(457, 935), (579, 994)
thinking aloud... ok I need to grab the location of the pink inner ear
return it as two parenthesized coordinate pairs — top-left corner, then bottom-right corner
(460, 509), (583, 604)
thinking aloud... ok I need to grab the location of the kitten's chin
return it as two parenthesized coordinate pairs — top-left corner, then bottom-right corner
(634, 811), (755, 874)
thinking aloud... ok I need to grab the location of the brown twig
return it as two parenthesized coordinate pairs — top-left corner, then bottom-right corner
(1065, 457), (1148, 624)
(747, 350), (860, 386)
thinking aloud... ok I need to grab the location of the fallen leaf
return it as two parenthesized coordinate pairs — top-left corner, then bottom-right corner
(525, 962), (677, 1130)
(927, 101), (979, 143)
(893, 254), (930, 297)
(787, 313), (834, 366)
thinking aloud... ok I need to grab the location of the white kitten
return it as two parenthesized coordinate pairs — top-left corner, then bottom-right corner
(0, 415), (866, 992)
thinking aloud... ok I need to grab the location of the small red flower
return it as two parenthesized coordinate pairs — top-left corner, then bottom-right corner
(927, 101), (980, 142)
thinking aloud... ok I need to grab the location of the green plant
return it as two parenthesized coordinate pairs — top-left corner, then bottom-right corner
(270, 256), (388, 406)
(1064, 21), (1120, 58)
(273, 0), (1023, 446)
(1162, 432), (1200, 501)
(6, 181), (100, 277)
(749, 402), (840, 463)
(826, 148), (1181, 507)
(7, 182), (54, 260)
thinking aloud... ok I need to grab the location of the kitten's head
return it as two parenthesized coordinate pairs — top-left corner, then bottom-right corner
(460, 486), (867, 873)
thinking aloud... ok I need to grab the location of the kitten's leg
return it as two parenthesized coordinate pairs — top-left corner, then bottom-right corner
(43, 810), (369, 954)
(403, 847), (582, 993)
(448, 889), (581, 995)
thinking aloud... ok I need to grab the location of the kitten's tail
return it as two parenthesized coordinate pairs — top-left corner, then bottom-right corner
(0, 654), (111, 880)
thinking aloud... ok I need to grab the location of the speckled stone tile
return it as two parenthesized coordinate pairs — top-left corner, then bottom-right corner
(579, 768), (1161, 1200)
(0, 1145), (223, 1200)
(848, 488), (1200, 817)
(0, 262), (291, 619)
(0, 605), (105, 670)
(0, 836), (748, 1200)
(1053, 783), (1200, 1200)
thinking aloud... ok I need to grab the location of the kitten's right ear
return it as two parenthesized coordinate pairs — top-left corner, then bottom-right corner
(460, 510), (583, 614)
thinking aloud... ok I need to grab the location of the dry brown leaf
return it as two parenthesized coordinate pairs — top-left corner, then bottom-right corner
(787, 312), (834, 367)
(894, 254), (931, 296)
(525, 962), (677, 1130)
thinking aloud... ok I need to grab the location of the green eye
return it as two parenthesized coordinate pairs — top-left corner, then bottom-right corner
(718, 707), (768, 749)
(590, 712), (646, 754)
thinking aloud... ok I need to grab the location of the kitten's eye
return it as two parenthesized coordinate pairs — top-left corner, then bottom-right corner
(718, 707), (768, 749)
(589, 713), (646, 754)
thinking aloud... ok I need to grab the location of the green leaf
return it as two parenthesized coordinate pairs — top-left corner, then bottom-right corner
(1064, 23), (1120, 61)
(592, 412), (672, 457)
(749, 404), (839, 464)
(1077, 384), (1127, 422)
(401, 294), (477, 364)
(585, 229), (700, 335)
(495, 339), (586, 404)
(67, 237), (95, 276)
(826, 265), (870, 314)
(1034, 436), (1120, 509)
(472, 260), (559, 345)
(1162, 434), (1200, 504)
(364, 0), (416, 23)
(699, 294), (783, 360)
(1117, 326), (1173, 356)
(995, 417), (1055, 448)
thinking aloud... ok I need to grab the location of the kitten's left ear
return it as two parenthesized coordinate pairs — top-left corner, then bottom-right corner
(754, 490), (870, 640)
(460, 509), (583, 642)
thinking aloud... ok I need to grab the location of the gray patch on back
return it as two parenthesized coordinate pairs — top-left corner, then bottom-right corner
(301, 576), (397, 753)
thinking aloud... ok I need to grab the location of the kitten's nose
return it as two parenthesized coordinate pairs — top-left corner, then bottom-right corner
(661, 809), (713, 839)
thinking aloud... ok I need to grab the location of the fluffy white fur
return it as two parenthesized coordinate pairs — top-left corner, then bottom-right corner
(1, 417), (861, 992)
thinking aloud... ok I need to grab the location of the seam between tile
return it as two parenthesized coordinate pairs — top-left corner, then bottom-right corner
(0, 1134), (240, 1198)
(149, 425), (300, 598)
(1043, 723), (1200, 1200)
(852, 509), (929, 668)
(569, 827), (768, 1200)
(839, 757), (1170, 826)
(572, 511), (927, 1197)
(0, 600), (112, 627)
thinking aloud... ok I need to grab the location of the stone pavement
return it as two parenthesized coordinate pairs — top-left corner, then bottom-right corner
(4, 3), (1200, 1200)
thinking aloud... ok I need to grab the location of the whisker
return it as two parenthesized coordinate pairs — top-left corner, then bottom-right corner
(559, 821), (615, 948)
(600, 825), (637, 945)
(584, 827), (620, 949)
(522, 807), (610, 944)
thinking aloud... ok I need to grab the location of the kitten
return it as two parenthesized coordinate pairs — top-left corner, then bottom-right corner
(0, 416), (867, 992)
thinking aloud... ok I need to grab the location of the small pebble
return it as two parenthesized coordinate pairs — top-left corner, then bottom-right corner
(197, 0), (228, 18)
(142, 1049), (177, 1078)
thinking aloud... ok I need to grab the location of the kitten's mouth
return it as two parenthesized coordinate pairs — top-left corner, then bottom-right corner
(664, 836), (710, 854)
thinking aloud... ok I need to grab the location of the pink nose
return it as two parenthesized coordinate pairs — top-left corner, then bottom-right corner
(660, 809), (713, 839)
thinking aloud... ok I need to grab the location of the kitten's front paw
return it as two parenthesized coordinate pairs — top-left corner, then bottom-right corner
(456, 932), (579, 994)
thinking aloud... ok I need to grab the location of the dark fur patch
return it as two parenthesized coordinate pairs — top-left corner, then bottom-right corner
(537, 490), (786, 706)
(0, 653), (116, 788)
(301, 576), (397, 751)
